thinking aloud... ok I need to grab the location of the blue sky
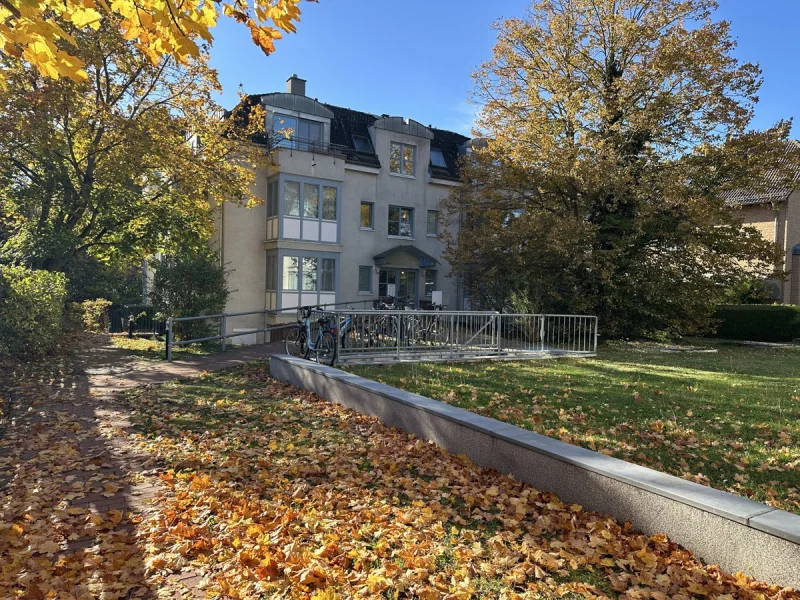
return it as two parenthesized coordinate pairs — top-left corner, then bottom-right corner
(209, 0), (800, 136)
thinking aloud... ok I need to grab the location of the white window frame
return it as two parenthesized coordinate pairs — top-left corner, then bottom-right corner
(427, 210), (439, 237)
(390, 142), (416, 177)
(388, 205), (414, 238)
(360, 202), (374, 230)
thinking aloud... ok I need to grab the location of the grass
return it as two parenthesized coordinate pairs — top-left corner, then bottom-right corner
(110, 333), (219, 359)
(116, 363), (794, 599)
(346, 339), (800, 514)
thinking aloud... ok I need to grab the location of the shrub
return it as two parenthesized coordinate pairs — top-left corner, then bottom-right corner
(149, 249), (229, 341)
(714, 305), (800, 343)
(0, 265), (67, 356)
(81, 298), (113, 332)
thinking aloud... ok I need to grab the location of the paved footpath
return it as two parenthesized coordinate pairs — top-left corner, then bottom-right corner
(0, 335), (283, 598)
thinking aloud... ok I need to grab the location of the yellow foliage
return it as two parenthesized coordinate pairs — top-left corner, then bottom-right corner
(0, 0), (315, 85)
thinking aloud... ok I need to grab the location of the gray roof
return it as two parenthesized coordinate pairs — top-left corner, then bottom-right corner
(721, 141), (800, 206)
(373, 245), (439, 265)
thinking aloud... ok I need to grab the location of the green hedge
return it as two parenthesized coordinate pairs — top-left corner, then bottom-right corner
(0, 265), (67, 356)
(714, 304), (800, 343)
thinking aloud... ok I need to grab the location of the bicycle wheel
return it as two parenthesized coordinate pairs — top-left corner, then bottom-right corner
(312, 331), (337, 366)
(284, 326), (308, 358)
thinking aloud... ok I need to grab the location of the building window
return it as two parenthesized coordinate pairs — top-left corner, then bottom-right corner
(267, 180), (279, 218)
(322, 186), (337, 221)
(358, 266), (372, 293)
(304, 183), (319, 218)
(282, 255), (336, 294)
(302, 257), (318, 291)
(360, 202), (374, 229)
(353, 134), (373, 153)
(284, 181), (300, 216)
(390, 142), (416, 176)
(430, 148), (447, 168)
(266, 256), (277, 291)
(425, 270), (437, 296)
(427, 210), (439, 236)
(273, 114), (321, 149)
(388, 206), (413, 237)
(320, 258), (335, 292)
(283, 256), (299, 290)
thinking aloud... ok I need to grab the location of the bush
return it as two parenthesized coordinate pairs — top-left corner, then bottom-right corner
(714, 305), (800, 342)
(149, 249), (229, 341)
(0, 265), (67, 355)
(81, 298), (113, 332)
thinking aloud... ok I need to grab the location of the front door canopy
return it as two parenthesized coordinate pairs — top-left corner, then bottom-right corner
(373, 245), (439, 268)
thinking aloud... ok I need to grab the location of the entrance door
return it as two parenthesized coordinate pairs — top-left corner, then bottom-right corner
(398, 270), (417, 306)
(379, 269), (417, 306)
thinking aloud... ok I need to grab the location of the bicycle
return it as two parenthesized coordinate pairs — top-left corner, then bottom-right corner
(284, 306), (337, 365)
(411, 302), (450, 346)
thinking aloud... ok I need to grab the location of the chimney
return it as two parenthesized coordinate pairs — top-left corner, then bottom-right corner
(286, 74), (306, 96)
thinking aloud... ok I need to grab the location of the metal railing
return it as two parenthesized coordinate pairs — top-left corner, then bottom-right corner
(316, 308), (598, 364)
(164, 299), (377, 361)
(267, 133), (380, 165)
(164, 301), (598, 364)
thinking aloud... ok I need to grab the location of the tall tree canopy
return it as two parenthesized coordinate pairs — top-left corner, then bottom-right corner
(445, 0), (798, 337)
(0, 18), (265, 272)
(0, 0), (314, 84)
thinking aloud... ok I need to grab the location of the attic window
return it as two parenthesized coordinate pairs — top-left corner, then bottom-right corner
(430, 148), (447, 168)
(353, 134), (373, 153)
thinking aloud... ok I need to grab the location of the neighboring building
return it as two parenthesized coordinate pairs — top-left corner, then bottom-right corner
(725, 148), (800, 304)
(211, 75), (473, 332)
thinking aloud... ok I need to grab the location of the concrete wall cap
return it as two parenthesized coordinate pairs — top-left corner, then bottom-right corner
(270, 355), (800, 543)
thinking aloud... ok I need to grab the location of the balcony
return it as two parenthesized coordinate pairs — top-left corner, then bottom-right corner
(268, 133), (381, 168)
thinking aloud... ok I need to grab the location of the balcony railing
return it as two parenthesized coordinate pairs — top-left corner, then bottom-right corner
(268, 133), (381, 167)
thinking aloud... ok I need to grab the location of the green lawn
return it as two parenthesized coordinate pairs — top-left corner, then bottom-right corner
(347, 340), (800, 515)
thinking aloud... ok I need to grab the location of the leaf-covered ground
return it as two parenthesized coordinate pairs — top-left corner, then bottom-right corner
(117, 364), (796, 599)
(2, 344), (798, 599)
(347, 340), (800, 515)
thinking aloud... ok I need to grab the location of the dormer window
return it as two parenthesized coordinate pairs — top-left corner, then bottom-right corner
(272, 113), (322, 150)
(430, 148), (447, 168)
(352, 134), (373, 153)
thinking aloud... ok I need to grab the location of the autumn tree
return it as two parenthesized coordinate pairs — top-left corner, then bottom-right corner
(0, 17), (265, 273)
(446, 0), (798, 337)
(0, 0), (313, 84)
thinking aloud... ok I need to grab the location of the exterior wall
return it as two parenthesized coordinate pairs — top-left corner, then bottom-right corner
(738, 203), (778, 243)
(786, 191), (800, 303)
(217, 103), (466, 326)
(214, 168), (268, 335)
(734, 198), (800, 304)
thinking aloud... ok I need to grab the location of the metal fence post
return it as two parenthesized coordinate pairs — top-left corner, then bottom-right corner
(263, 310), (269, 344)
(166, 317), (173, 362)
(540, 316), (546, 352)
(221, 313), (227, 352)
(594, 317), (599, 353)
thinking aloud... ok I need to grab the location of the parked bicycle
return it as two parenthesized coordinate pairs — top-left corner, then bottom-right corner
(284, 306), (336, 365)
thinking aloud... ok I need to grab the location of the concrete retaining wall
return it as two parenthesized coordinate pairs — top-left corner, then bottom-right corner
(270, 355), (800, 589)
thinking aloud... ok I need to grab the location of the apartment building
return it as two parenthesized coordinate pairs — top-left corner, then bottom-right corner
(212, 75), (473, 330)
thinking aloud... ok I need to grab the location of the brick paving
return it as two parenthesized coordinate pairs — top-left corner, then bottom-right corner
(0, 334), (283, 598)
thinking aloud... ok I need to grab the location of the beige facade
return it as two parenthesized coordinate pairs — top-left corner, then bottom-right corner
(213, 76), (470, 335)
(731, 190), (800, 304)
